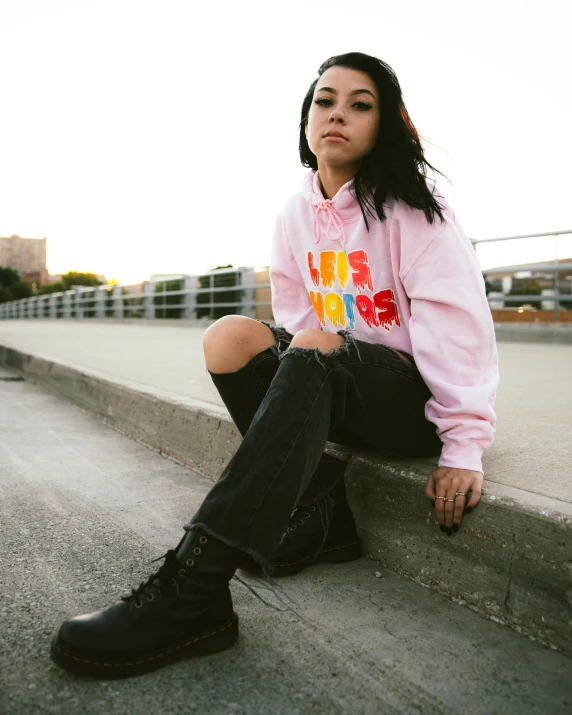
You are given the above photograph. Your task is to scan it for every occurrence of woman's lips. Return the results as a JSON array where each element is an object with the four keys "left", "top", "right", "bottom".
[{"left": 323, "top": 136, "right": 348, "bottom": 142}]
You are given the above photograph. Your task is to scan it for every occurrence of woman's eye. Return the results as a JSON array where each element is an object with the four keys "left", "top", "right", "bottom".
[
  {"left": 314, "top": 98, "right": 332, "bottom": 106},
  {"left": 354, "top": 102, "right": 372, "bottom": 111}
]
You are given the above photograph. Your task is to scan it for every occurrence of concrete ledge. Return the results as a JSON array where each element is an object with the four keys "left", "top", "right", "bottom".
[
  {"left": 494, "top": 322, "right": 572, "bottom": 344},
  {"left": 1, "top": 343, "right": 571, "bottom": 658}
]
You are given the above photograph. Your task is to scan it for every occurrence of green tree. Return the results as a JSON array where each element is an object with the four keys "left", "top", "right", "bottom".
[
  {"left": 60, "top": 271, "right": 103, "bottom": 289},
  {"left": 37, "top": 271, "right": 103, "bottom": 296},
  {"left": 0, "top": 266, "right": 33, "bottom": 303},
  {"left": 36, "top": 281, "right": 65, "bottom": 295}
]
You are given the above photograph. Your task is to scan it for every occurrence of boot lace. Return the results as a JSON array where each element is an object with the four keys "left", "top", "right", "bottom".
[
  {"left": 285, "top": 491, "right": 335, "bottom": 558},
  {"left": 286, "top": 505, "right": 315, "bottom": 533},
  {"left": 121, "top": 549, "right": 182, "bottom": 605}
]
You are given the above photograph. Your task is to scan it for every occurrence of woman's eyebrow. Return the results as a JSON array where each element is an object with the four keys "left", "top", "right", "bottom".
[{"left": 315, "top": 86, "right": 376, "bottom": 99}]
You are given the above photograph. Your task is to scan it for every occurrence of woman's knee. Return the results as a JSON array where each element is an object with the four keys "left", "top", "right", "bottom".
[
  {"left": 203, "top": 315, "right": 277, "bottom": 371},
  {"left": 289, "top": 328, "right": 344, "bottom": 353}
]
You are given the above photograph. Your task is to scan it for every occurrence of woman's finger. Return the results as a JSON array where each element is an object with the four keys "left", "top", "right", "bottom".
[
  {"left": 424, "top": 474, "right": 436, "bottom": 502},
  {"left": 444, "top": 487, "right": 456, "bottom": 529},
  {"left": 453, "top": 487, "right": 470, "bottom": 528},
  {"left": 425, "top": 475, "right": 442, "bottom": 529},
  {"left": 466, "top": 482, "right": 482, "bottom": 509},
  {"left": 434, "top": 492, "right": 446, "bottom": 530}
]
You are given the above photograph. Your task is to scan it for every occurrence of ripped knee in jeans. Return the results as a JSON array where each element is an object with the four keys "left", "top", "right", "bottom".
[
  {"left": 278, "top": 327, "right": 362, "bottom": 369},
  {"left": 256, "top": 319, "right": 292, "bottom": 356}
]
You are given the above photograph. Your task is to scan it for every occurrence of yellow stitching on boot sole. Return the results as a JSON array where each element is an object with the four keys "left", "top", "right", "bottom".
[
  {"left": 54, "top": 620, "right": 235, "bottom": 668},
  {"left": 275, "top": 539, "right": 360, "bottom": 567}
]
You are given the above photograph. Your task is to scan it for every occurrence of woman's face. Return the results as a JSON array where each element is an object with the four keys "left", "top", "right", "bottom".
[{"left": 305, "top": 66, "right": 380, "bottom": 172}]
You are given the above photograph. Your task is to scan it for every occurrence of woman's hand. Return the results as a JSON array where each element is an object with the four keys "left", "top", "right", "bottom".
[{"left": 425, "top": 467, "right": 483, "bottom": 535}]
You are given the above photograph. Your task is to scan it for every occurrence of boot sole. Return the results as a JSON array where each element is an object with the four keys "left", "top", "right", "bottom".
[
  {"left": 272, "top": 537, "right": 362, "bottom": 576},
  {"left": 240, "top": 538, "right": 362, "bottom": 577},
  {"left": 50, "top": 612, "right": 239, "bottom": 679}
]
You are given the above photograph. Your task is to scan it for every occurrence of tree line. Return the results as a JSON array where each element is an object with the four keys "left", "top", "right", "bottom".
[{"left": 0, "top": 268, "right": 103, "bottom": 304}]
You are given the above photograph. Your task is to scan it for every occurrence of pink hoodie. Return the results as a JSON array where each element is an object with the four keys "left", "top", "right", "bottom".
[{"left": 269, "top": 169, "right": 499, "bottom": 475}]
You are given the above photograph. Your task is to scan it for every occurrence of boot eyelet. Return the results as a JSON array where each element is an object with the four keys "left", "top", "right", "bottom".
[
  {"left": 193, "top": 547, "right": 201, "bottom": 555},
  {"left": 199, "top": 536, "right": 208, "bottom": 544},
  {"left": 179, "top": 568, "right": 186, "bottom": 577},
  {"left": 290, "top": 524, "right": 296, "bottom": 530},
  {"left": 186, "top": 558, "right": 194, "bottom": 567},
  {"left": 297, "top": 520, "right": 304, "bottom": 525},
  {"left": 135, "top": 600, "right": 143, "bottom": 608},
  {"left": 304, "top": 513, "right": 311, "bottom": 519},
  {"left": 309, "top": 505, "right": 316, "bottom": 512},
  {"left": 146, "top": 593, "right": 154, "bottom": 602},
  {"left": 170, "top": 578, "right": 177, "bottom": 586}
]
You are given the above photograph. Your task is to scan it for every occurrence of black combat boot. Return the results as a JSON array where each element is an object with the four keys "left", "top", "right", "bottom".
[
  {"left": 238, "top": 476, "right": 362, "bottom": 577},
  {"left": 50, "top": 527, "right": 241, "bottom": 678}
]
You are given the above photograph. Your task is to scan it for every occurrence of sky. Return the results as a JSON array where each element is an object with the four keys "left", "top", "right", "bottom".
[{"left": 0, "top": 0, "right": 571, "bottom": 285}]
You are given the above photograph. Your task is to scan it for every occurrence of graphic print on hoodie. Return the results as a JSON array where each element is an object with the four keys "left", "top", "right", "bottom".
[
  {"left": 307, "top": 248, "right": 401, "bottom": 332},
  {"left": 268, "top": 169, "right": 500, "bottom": 476}
]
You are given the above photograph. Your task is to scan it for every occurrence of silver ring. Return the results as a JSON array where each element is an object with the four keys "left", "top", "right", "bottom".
[
  {"left": 446, "top": 499, "right": 455, "bottom": 502},
  {"left": 434, "top": 496, "right": 446, "bottom": 500},
  {"left": 455, "top": 492, "right": 467, "bottom": 497}
]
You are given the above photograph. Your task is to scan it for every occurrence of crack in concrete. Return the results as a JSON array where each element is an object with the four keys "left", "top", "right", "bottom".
[{"left": 503, "top": 531, "right": 517, "bottom": 613}]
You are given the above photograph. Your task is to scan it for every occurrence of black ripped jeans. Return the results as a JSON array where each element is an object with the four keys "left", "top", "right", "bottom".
[{"left": 185, "top": 320, "right": 442, "bottom": 576}]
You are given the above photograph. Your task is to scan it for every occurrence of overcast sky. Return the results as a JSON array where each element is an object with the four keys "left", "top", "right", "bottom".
[{"left": 0, "top": 0, "right": 570, "bottom": 284}]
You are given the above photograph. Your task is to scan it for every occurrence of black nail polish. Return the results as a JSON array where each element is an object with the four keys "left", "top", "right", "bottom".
[
  {"left": 453, "top": 523, "right": 459, "bottom": 532},
  {"left": 440, "top": 524, "right": 446, "bottom": 532},
  {"left": 446, "top": 527, "right": 452, "bottom": 536}
]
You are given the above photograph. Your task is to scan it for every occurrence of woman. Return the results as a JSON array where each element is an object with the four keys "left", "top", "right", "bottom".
[{"left": 50, "top": 52, "right": 499, "bottom": 677}]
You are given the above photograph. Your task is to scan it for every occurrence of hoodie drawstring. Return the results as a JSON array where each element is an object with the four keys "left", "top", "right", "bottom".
[{"left": 313, "top": 200, "right": 346, "bottom": 247}]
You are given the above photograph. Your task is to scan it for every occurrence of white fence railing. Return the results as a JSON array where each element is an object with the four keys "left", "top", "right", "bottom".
[
  {"left": 474, "top": 229, "right": 572, "bottom": 321},
  {"left": 0, "top": 267, "right": 271, "bottom": 321}
]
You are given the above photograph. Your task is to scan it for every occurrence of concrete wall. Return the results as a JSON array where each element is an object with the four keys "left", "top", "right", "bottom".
[{"left": 490, "top": 309, "right": 572, "bottom": 322}]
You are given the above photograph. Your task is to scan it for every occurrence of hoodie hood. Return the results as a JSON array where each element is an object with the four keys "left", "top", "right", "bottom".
[{"left": 302, "top": 170, "right": 363, "bottom": 248}]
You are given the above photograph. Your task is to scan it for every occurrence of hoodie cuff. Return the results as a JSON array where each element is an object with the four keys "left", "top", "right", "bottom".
[{"left": 437, "top": 440, "right": 485, "bottom": 476}]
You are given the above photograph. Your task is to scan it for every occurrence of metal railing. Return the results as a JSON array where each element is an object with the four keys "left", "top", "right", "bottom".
[
  {"left": 1, "top": 230, "right": 571, "bottom": 322},
  {"left": 0, "top": 267, "right": 272, "bottom": 321},
  {"left": 473, "top": 229, "right": 572, "bottom": 322}
]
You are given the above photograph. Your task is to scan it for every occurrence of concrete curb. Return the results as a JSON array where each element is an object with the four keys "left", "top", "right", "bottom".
[
  {"left": 1, "top": 343, "right": 571, "bottom": 658},
  {"left": 494, "top": 322, "right": 572, "bottom": 344}
]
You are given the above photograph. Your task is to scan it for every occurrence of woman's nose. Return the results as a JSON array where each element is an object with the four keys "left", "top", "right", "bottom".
[{"left": 329, "top": 110, "right": 346, "bottom": 123}]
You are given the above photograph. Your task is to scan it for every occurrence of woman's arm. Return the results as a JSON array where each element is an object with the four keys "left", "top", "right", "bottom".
[
  {"left": 269, "top": 211, "right": 321, "bottom": 334},
  {"left": 401, "top": 218, "right": 499, "bottom": 476}
]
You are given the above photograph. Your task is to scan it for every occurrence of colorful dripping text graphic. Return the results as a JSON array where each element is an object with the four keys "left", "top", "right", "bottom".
[{"left": 308, "top": 250, "right": 400, "bottom": 332}]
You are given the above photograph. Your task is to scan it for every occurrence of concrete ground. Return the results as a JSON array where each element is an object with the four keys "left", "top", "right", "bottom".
[
  {"left": 1, "top": 377, "right": 571, "bottom": 715},
  {"left": 0, "top": 320, "right": 570, "bottom": 502}
]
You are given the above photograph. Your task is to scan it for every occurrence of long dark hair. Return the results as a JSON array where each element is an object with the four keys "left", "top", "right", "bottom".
[{"left": 299, "top": 52, "right": 451, "bottom": 230}]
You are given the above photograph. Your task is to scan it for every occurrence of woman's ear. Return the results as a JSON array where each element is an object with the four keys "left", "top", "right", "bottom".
[{"left": 305, "top": 123, "right": 308, "bottom": 139}]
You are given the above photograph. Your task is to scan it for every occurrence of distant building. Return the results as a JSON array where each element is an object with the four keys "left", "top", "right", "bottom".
[
  {"left": 0, "top": 234, "right": 48, "bottom": 287},
  {"left": 482, "top": 257, "right": 572, "bottom": 321},
  {"left": 483, "top": 257, "right": 572, "bottom": 285}
]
